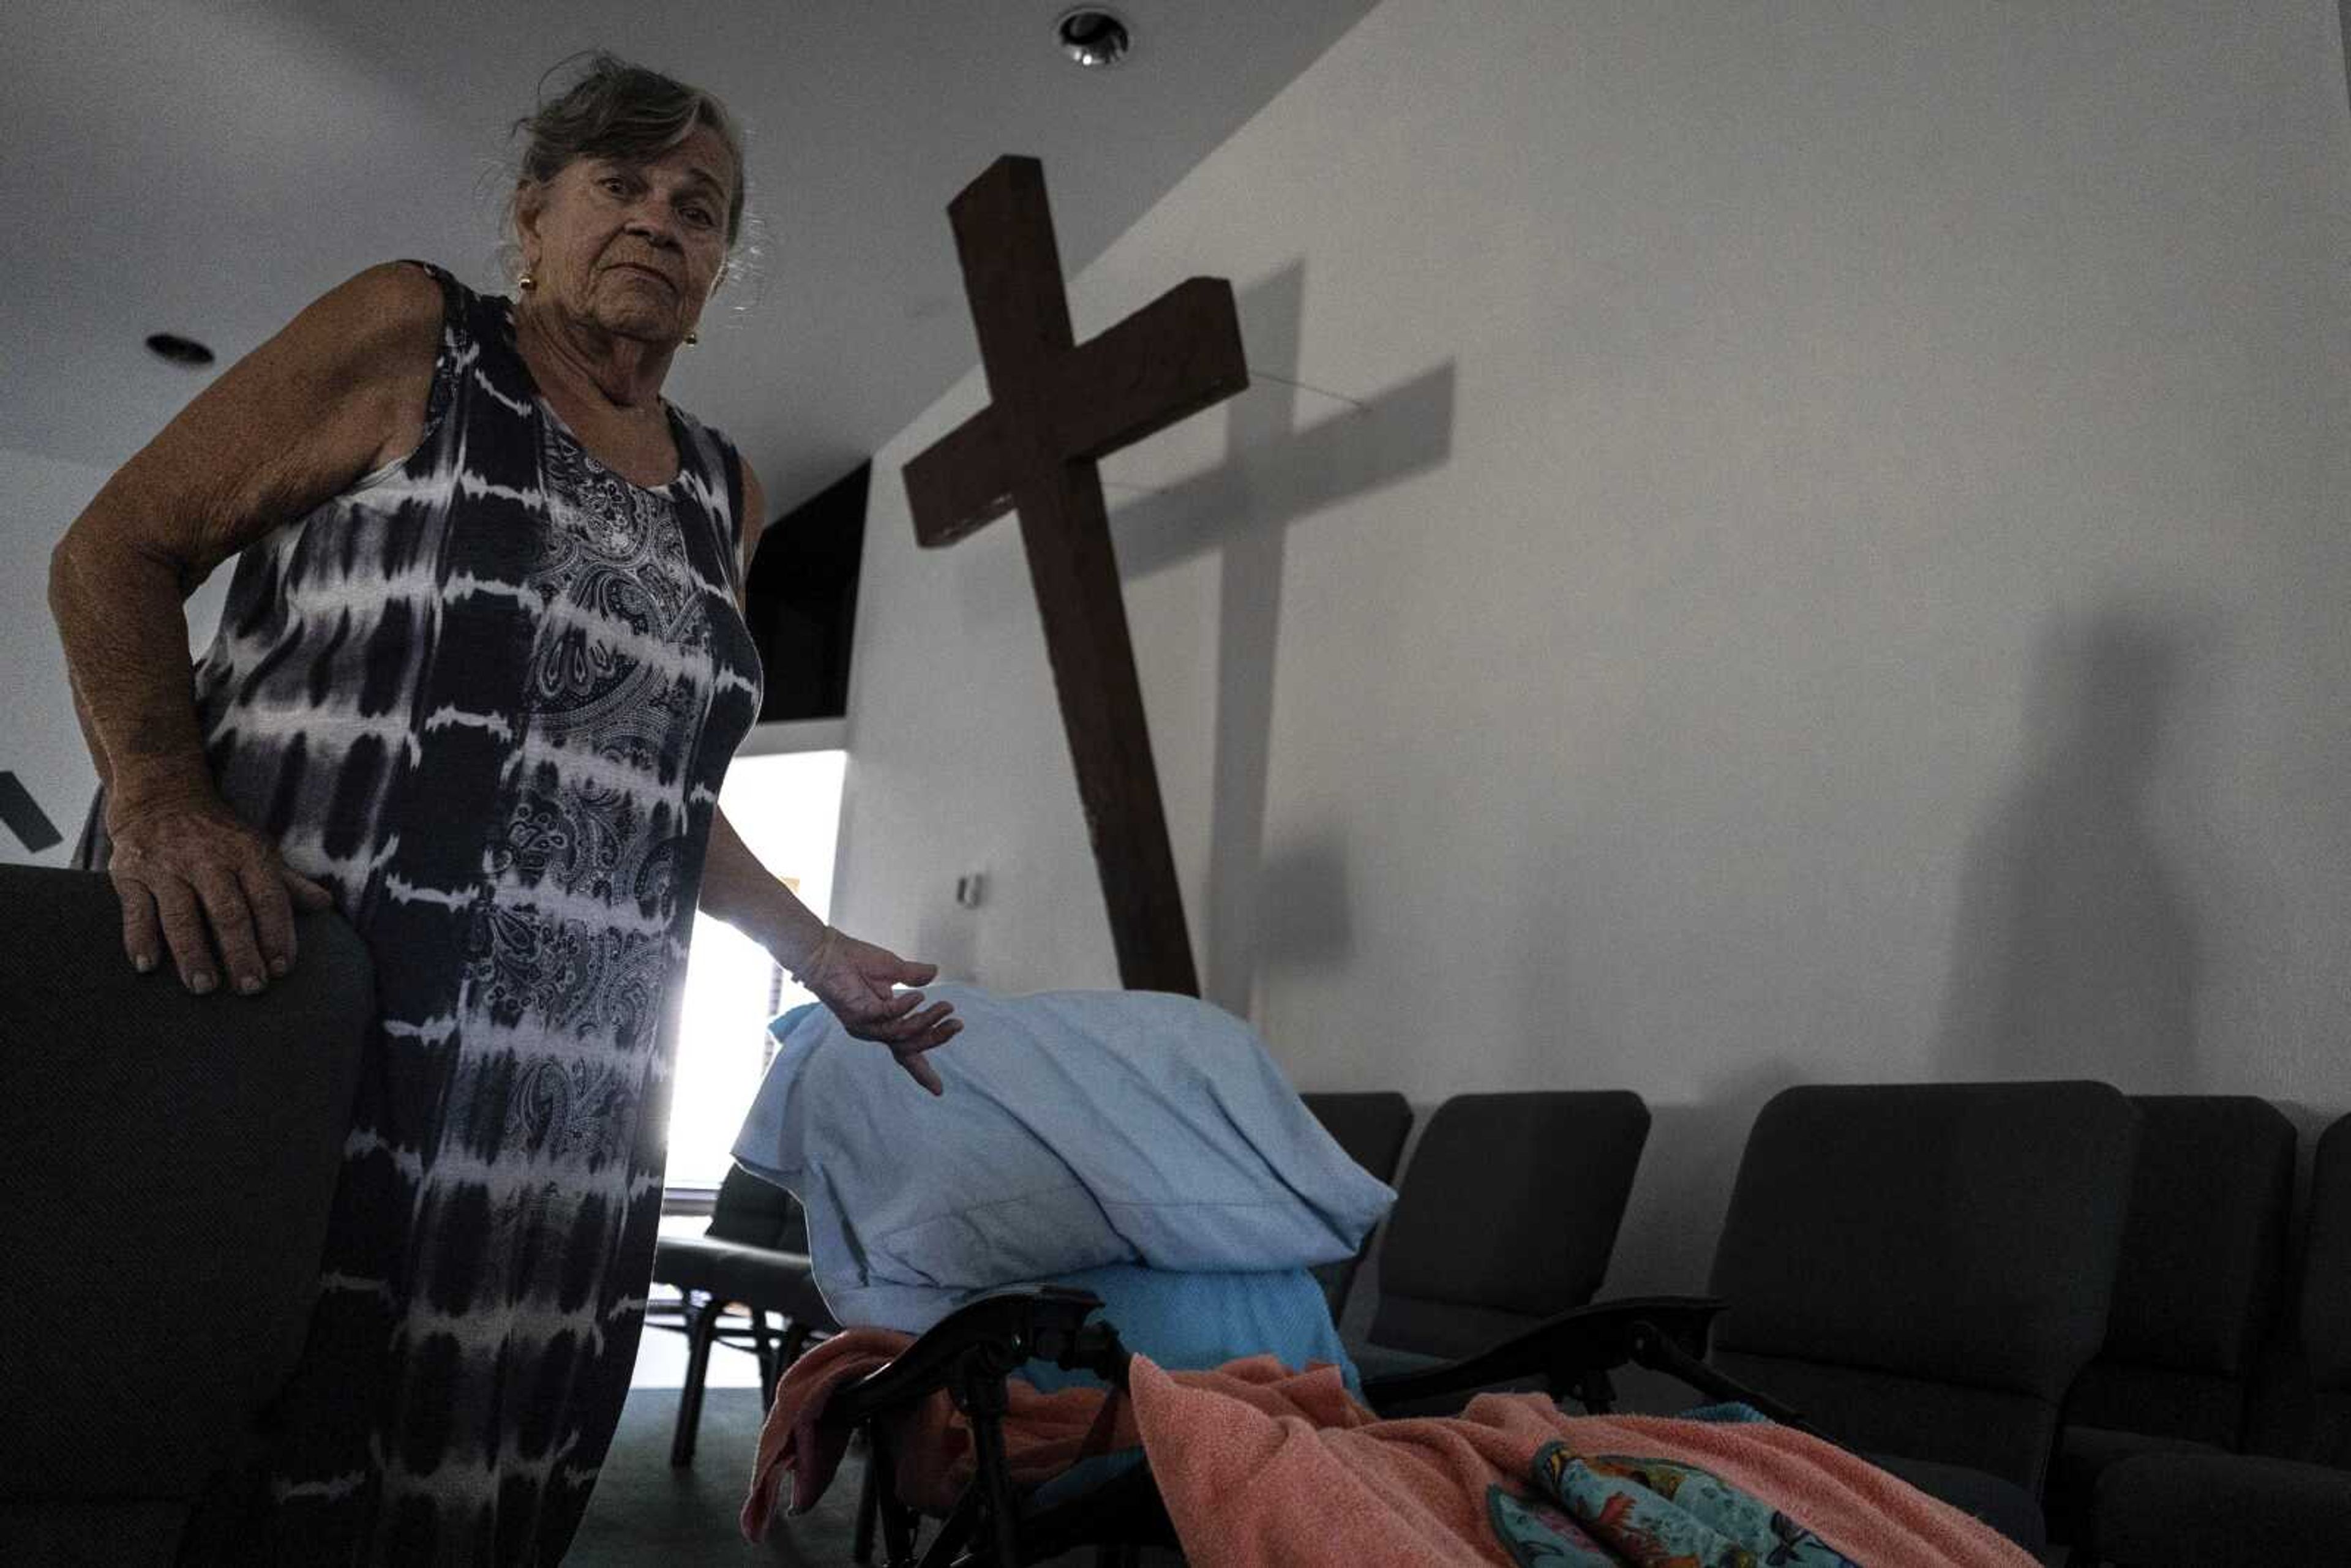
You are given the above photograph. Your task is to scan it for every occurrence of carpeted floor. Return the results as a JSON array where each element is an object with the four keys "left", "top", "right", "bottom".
[
  {"left": 567, "top": 1384, "right": 860, "bottom": 1566},
  {"left": 566, "top": 1385, "right": 1161, "bottom": 1566}
]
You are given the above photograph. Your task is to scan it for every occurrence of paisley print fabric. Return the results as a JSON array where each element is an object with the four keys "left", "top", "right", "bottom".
[{"left": 132, "top": 260, "right": 763, "bottom": 1564}]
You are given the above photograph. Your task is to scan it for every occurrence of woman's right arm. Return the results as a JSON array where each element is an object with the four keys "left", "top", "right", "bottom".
[{"left": 47, "top": 261, "right": 444, "bottom": 997}]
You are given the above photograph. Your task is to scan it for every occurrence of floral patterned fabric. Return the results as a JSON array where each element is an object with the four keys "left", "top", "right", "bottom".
[{"left": 1490, "top": 1437, "right": 1867, "bottom": 1567}]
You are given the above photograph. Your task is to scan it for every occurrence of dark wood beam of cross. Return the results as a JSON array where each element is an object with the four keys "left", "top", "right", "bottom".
[{"left": 903, "top": 156, "right": 1248, "bottom": 996}]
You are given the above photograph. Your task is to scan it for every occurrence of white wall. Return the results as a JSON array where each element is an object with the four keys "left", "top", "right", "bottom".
[
  {"left": 3, "top": 446, "right": 230, "bottom": 866},
  {"left": 839, "top": 0, "right": 2351, "bottom": 1305}
]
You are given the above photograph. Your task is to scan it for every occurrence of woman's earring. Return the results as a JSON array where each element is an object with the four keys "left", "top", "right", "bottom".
[
  {"left": 517, "top": 271, "right": 536, "bottom": 291},
  {"left": 684, "top": 327, "right": 700, "bottom": 347}
]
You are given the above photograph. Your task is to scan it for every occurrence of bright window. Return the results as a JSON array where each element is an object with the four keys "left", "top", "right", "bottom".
[{"left": 666, "top": 746, "right": 847, "bottom": 1190}]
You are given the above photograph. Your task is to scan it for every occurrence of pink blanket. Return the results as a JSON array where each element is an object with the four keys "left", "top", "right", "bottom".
[
  {"left": 1127, "top": 1355, "right": 2036, "bottom": 1566},
  {"left": 744, "top": 1337, "right": 2036, "bottom": 1566}
]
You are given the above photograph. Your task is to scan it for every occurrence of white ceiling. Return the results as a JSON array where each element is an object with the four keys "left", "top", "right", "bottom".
[{"left": 6, "top": 0, "right": 1379, "bottom": 511}]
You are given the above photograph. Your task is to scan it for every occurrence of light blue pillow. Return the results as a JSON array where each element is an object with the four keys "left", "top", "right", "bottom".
[
  {"left": 1013, "top": 1263, "right": 1362, "bottom": 1397},
  {"left": 1014, "top": 1263, "right": 1359, "bottom": 1515},
  {"left": 730, "top": 983, "right": 1395, "bottom": 1329}
]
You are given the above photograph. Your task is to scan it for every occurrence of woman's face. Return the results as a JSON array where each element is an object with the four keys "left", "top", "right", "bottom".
[{"left": 519, "top": 122, "right": 735, "bottom": 348}]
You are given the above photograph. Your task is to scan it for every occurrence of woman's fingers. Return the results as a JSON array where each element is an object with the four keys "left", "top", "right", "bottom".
[
  {"left": 108, "top": 800, "right": 326, "bottom": 994},
  {"left": 266, "top": 868, "right": 335, "bottom": 973},
  {"left": 804, "top": 928, "right": 961, "bottom": 1086},
  {"left": 147, "top": 876, "right": 220, "bottom": 992},
  {"left": 239, "top": 861, "right": 298, "bottom": 979},
  {"left": 861, "top": 988, "right": 925, "bottom": 1023},
  {"left": 192, "top": 863, "right": 270, "bottom": 994},
  {"left": 892, "top": 1013, "right": 963, "bottom": 1095},
  {"left": 908, "top": 1002, "right": 959, "bottom": 1040},
  {"left": 897, "top": 1048, "right": 947, "bottom": 1097},
  {"left": 116, "top": 878, "right": 161, "bottom": 973},
  {"left": 910, "top": 1018, "right": 964, "bottom": 1052},
  {"left": 843, "top": 996, "right": 960, "bottom": 1082},
  {"left": 851, "top": 997, "right": 952, "bottom": 1040}
]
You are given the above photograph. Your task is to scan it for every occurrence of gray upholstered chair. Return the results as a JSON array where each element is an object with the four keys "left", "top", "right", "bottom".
[
  {"left": 2092, "top": 1109, "right": 2351, "bottom": 1565},
  {"left": 1349, "top": 1090, "right": 1651, "bottom": 1405},
  {"left": 1298, "top": 1089, "right": 1414, "bottom": 1321},
  {"left": 2041, "top": 1095, "right": 2297, "bottom": 1547},
  {"left": 1704, "top": 1080, "right": 2141, "bottom": 1553},
  {"left": 647, "top": 1163, "right": 833, "bottom": 1465},
  {"left": 0, "top": 863, "right": 371, "bottom": 1566}
]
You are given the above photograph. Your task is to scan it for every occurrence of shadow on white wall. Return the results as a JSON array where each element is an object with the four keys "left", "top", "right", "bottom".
[
  {"left": 1101, "top": 259, "right": 1457, "bottom": 1019},
  {"left": 1933, "top": 596, "right": 2208, "bottom": 1092}
]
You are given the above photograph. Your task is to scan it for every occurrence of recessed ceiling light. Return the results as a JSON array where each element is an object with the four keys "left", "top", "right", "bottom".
[
  {"left": 1056, "top": 7, "right": 1133, "bottom": 69},
  {"left": 145, "top": 332, "right": 216, "bottom": 368}
]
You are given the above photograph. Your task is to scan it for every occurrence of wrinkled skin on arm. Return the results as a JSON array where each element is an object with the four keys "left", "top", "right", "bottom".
[
  {"left": 698, "top": 470, "right": 960, "bottom": 1090},
  {"left": 47, "top": 261, "right": 443, "bottom": 996}
]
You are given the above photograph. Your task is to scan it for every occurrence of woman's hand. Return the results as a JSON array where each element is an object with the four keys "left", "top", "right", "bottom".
[
  {"left": 105, "top": 793, "right": 334, "bottom": 996},
  {"left": 792, "top": 927, "right": 962, "bottom": 1095}
]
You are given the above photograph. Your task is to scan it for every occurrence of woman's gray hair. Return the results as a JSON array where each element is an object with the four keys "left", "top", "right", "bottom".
[{"left": 502, "top": 51, "right": 749, "bottom": 272}]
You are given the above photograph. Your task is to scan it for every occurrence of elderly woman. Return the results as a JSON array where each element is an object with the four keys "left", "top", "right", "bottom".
[{"left": 45, "top": 53, "right": 957, "bottom": 1564}]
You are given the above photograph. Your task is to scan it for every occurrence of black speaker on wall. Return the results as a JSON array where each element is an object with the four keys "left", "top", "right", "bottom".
[{"left": 746, "top": 460, "right": 868, "bottom": 723}]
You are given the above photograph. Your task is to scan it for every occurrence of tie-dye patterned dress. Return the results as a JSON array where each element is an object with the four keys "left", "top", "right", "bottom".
[{"left": 160, "top": 261, "right": 762, "bottom": 1563}]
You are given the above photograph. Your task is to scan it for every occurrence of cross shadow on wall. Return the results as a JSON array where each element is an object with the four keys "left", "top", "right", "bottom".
[
  {"left": 1932, "top": 599, "right": 2205, "bottom": 1092},
  {"left": 1102, "top": 260, "right": 1457, "bottom": 1017}
]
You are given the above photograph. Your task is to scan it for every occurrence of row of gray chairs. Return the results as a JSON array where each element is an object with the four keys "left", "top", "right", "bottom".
[
  {"left": 667, "top": 1078, "right": 2350, "bottom": 1560},
  {"left": 1322, "top": 1082, "right": 2347, "bottom": 1558}
]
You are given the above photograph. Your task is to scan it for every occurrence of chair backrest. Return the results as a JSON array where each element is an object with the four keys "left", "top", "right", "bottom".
[
  {"left": 2298, "top": 1111, "right": 2351, "bottom": 1465},
  {"left": 2060, "top": 1095, "right": 2295, "bottom": 1447},
  {"left": 1707, "top": 1081, "right": 2138, "bottom": 1496},
  {"left": 710, "top": 1161, "right": 808, "bottom": 1251},
  {"left": 1301, "top": 1091, "right": 1415, "bottom": 1187},
  {"left": 2233, "top": 1109, "right": 2351, "bottom": 1468},
  {"left": 1367, "top": 1090, "right": 1651, "bottom": 1359},
  {"left": 0, "top": 864, "right": 372, "bottom": 1514},
  {"left": 2241, "top": 1109, "right": 2351, "bottom": 1466},
  {"left": 1300, "top": 1091, "right": 1415, "bottom": 1321}
]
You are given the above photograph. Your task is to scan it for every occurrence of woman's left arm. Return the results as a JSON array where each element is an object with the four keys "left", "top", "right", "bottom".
[{"left": 698, "top": 465, "right": 959, "bottom": 1089}]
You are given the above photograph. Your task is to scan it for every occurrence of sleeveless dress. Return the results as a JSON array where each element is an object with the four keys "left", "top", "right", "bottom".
[{"left": 162, "top": 261, "right": 763, "bottom": 1563}]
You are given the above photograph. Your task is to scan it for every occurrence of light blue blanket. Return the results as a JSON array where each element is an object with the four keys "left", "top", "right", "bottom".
[{"left": 730, "top": 982, "right": 1395, "bottom": 1334}]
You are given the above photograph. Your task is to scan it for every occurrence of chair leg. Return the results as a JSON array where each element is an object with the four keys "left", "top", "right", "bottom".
[
  {"left": 967, "top": 1398, "right": 1021, "bottom": 1568},
  {"left": 858, "top": 1427, "right": 924, "bottom": 1567},
  {"left": 751, "top": 1308, "right": 778, "bottom": 1398},
  {"left": 851, "top": 1448, "right": 880, "bottom": 1564},
  {"left": 669, "top": 1292, "right": 725, "bottom": 1468}
]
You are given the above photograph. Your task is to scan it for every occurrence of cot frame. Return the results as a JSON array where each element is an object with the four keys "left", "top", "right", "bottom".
[{"left": 820, "top": 1286, "right": 1809, "bottom": 1568}]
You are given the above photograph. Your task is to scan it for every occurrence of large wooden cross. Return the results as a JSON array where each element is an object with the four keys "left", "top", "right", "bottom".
[{"left": 904, "top": 156, "right": 1248, "bottom": 996}]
